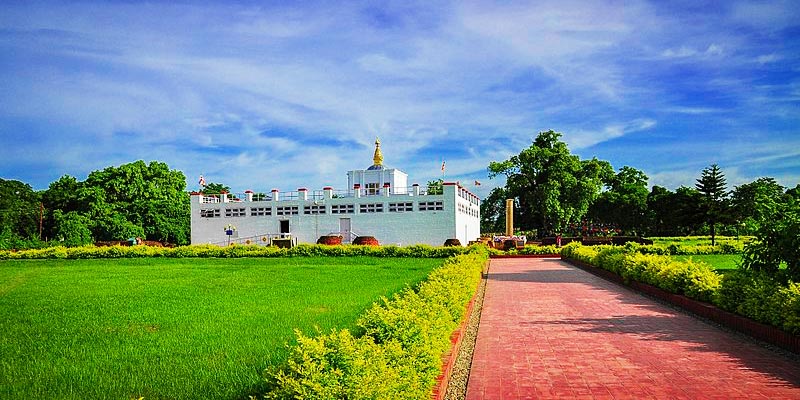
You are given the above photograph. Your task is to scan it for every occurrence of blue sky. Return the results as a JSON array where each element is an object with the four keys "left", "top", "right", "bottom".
[{"left": 1, "top": 1, "right": 798, "bottom": 198}]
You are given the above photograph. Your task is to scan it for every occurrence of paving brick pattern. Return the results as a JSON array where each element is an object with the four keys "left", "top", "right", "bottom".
[{"left": 466, "top": 258, "right": 800, "bottom": 399}]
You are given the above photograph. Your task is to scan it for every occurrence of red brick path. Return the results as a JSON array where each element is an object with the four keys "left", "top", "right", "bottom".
[{"left": 466, "top": 258, "right": 800, "bottom": 399}]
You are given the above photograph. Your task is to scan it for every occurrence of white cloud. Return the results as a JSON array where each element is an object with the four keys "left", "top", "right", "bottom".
[
  {"left": 567, "top": 119, "right": 657, "bottom": 149},
  {"left": 756, "top": 53, "right": 782, "bottom": 65}
]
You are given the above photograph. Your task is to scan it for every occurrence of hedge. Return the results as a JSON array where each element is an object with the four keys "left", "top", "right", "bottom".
[
  {"left": 265, "top": 248, "right": 487, "bottom": 399},
  {"left": 561, "top": 243, "right": 800, "bottom": 334},
  {"left": 0, "top": 243, "right": 471, "bottom": 260},
  {"left": 488, "top": 244, "right": 561, "bottom": 256}
]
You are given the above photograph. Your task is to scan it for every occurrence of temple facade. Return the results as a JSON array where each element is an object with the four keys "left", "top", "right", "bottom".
[{"left": 189, "top": 139, "right": 481, "bottom": 246}]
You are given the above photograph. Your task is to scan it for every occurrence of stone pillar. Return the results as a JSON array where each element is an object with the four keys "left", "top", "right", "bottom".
[
  {"left": 383, "top": 183, "right": 391, "bottom": 197},
  {"left": 298, "top": 188, "right": 308, "bottom": 201},
  {"left": 271, "top": 189, "right": 279, "bottom": 202},
  {"left": 354, "top": 184, "right": 361, "bottom": 198},
  {"left": 323, "top": 187, "right": 333, "bottom": 199},
  {"left": 244, "top": 190, "right": 254, "bottom": 202},
  {"left": 412, "top": 184, "right": 420, "bottom": 196},
  {"left": 505, "top": 199, "right": 514, "bottom": 236},
  {"left": 221, "top": 191, "right": 230, "bottom": 203}
]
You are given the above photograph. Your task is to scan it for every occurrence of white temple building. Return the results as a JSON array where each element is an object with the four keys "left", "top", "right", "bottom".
[{"left": 190, "top": 139, "right": 481, "bottom": 246}]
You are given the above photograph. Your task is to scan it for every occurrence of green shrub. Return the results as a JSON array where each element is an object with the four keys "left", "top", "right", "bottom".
[
  {"left": 266, "top": 249, "right": 486, "bottom": 398},
  {"left": 0, "top": 243, "right": 475, "bottom": 260},
  {"left": 562, "top": 244, "right": 800, "bottom": 333}
]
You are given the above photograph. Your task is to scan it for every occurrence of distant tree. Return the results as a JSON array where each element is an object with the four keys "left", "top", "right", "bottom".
[
  {"left": 479, "top": 187, "right": 508, "bottom": 233},
  {"left": 52, "top": 210, "right": 93, "bottom": 247},
  {"left": 0, "top": 178, "right": 41, "bottom": 248},
  {"left": 731, "top": 177, "right": 786, "bottom": 235},
  {"left": 588, "top": 166, "right": 649, "bottom": 235},
  {"left": 695, "top": 164, "right": 729, "bottom": 245},
  {"left": 646, "top": 185, "right": 705, "bottom": 236},
  {"left": 202, "top": 182, "right": 231, "bottom": 195},
  {"left": 426, "top": 179, "right": 443, "bottom": 195},
  {"left": 488, "top": 130, "right": 613, "bottom": 236}
]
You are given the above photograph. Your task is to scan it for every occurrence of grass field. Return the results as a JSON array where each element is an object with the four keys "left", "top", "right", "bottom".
[
  {"left": 0, "top": 257, "right": 442, "bottom": 400},
  {"left": 673, "top": 254, "right": 741, "bottom": 271},
  {"left": 649, "top": 235, "right": 753, "bottom": 246}
]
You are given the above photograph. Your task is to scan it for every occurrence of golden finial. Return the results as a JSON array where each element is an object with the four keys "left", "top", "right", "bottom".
[{"left": 373, "top": 137, "right": 384, "bottom": 167}]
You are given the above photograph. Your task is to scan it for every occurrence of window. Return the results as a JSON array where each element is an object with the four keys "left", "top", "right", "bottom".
[
  {"left": 366, "top": 182, "right": 380, "bottom": 195},
  {"left": 250, "top": 207, "right": 271, "bottom": 216},
  {"left": 419, "top": 201, "right": 444, "bottom": 211},
  {"left": 200, "top": 209, "right": 220, "bottom": 218},
  {"left": 331, "top": 204, "right": 355, "bottom": 214},
  {"left": 359, "top": 203, "right": 384, "bottom": 213},
  {"left": 304, "top": 204, "right": 326, "bottom": 215},
  {"left": 276, "top": 206, "right": 299, "bottom": 216},
  {"left": 225, "top": 208, "right": 246, "bottom": 217},
  {"left": 389, "top": 202, "right": 413, "bottom": 212}
]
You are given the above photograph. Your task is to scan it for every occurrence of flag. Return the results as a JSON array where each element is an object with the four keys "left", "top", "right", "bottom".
[
  {"left": 474, "top": 180, "right": 482, "bottom": 186},
  {"left": 198, "top": 175, "right": 206, "bottom": 187},
  {"left": 441, "top": 161, "right": 446, "bottom": 172}
]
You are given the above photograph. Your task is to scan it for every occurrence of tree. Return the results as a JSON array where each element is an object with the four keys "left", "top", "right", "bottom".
[
  {"left": 741, "top": 197, "right": 800, "bottom": 281},
  {"left": 588, "top": 166, "right": 649, "bottom": 235},
  {"left": 695, "top": 164, "right": 729, "bottom": 245},
  {"left": 41, "top": 161, "right": 191, "bottom": 245},
  {"left": 52, "top": 210, "right": 93, "bottom": 247},
  {"left": 0, "top": 178, "right": 41, "bottom": 248},
  {"left": 488, "top": 130, "right": 613, "bottom": 236},
  {"left": 202, "top": 182, "right": 231, "bottom": 195},
  {"left": 731, "top": 177, "right": 786, "bottom": 235},
  {"left": 426, "top": 179, "right": 443, "bottom": 195},
  {"left": 479, "top": 186, "right": 508, "bottom": 233}
]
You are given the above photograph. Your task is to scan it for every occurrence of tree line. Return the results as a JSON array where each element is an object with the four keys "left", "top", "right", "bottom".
[
  {"left": 481, "top": 130, "right": 800, "bottom": 245},
  {"left": 1, "top": 161, "right": 190, "bottom": 248}
]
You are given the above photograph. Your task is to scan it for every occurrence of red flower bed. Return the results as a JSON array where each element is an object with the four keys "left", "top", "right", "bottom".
[
  {"left": 353, "top": 236, "right": 380, "bottom": 246},
  {"left": 316, "top": 235, "right": 343, "bottom": 245}
]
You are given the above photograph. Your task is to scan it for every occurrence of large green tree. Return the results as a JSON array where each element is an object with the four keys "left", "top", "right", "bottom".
[
  {"left": 0, "top": 178, "right": 42, "bottom": 248},
  {"left": 588, "top": 166, "right": 649, "bottom": 235},
  {"left": 695, "top": 164, "right": 729, "bottom": 245},
  {"left": 488, "top": 130, "right": 613, "bottom": 236},
  {"left": 479, "top": 186, "right": 508, "bottom": 234},
  {"left": 731, "top": 177, "right": 786, "bottom": 235},
  {"left": 42, "top": 160, "right": 190, "bottom": 245}
]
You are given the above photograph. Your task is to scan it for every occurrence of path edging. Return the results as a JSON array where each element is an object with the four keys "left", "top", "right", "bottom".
[
  {"left": 431, "top": 261, "right": 487, "bottom": 399},
  {"left": 562, "top": 257, "right": 800, "bottom": 354}
]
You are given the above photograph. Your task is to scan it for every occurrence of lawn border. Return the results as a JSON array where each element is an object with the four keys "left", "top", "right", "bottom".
[{"left": 562, "top": 257, "right": 800, "bottom": 354}]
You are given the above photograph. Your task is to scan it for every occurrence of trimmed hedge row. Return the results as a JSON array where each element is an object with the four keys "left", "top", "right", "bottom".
[
  {"left": 561, "top": 243, "right": 800, "bottom": 334},
  {"left": 0, "top": 243, "right": 471, "bottom": 260},
  {"left": 489, "top": 244, "right": 561, "bottom": 256},
  {"left": 265, "top": 248, "right": 487, "bottom": 399}
]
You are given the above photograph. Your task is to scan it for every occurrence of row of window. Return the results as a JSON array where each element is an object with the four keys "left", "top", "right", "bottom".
[
  {"left": 458, "top": 203, "right": 479, "bottom": 218},
  {"left": 200, "top": 201, "right": 445, "bottom": 218}
]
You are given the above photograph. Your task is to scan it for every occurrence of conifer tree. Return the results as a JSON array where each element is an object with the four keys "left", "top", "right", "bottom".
[{"left": 695, "top": 164, "right": 728, "bottom": 245}]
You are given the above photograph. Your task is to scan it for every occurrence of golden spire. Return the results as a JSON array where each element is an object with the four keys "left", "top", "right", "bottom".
[{"left": 372, "top": 137, "right": 384, "bottom": 167}]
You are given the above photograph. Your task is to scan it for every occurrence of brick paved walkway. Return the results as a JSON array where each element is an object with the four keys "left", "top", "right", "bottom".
[{"left": 465, "top": 258, "right": 800, "bottom": 399}]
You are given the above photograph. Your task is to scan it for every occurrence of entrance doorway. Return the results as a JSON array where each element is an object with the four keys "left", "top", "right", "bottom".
[
  {"left": 339, "top": 218, "right": 351, "bottom": 243},
  {"left": 280, "top": 220, "right": 290, "bottom": 238}
]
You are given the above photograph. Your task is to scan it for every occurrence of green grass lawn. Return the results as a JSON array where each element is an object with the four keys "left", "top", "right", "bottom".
[
  {"left": 0, "top": 257, "right": 441, "bottom": 400},
  {"left": 673, "top": 254, "right": 741, "bottom": 272},
  {"left": 649, "top": 235, "right": 753, "bottom": 246}
]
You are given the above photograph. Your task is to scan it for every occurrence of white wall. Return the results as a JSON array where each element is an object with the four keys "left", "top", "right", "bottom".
[{"left": 190, "top": 183, "right": 480, "bottom": 246}]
